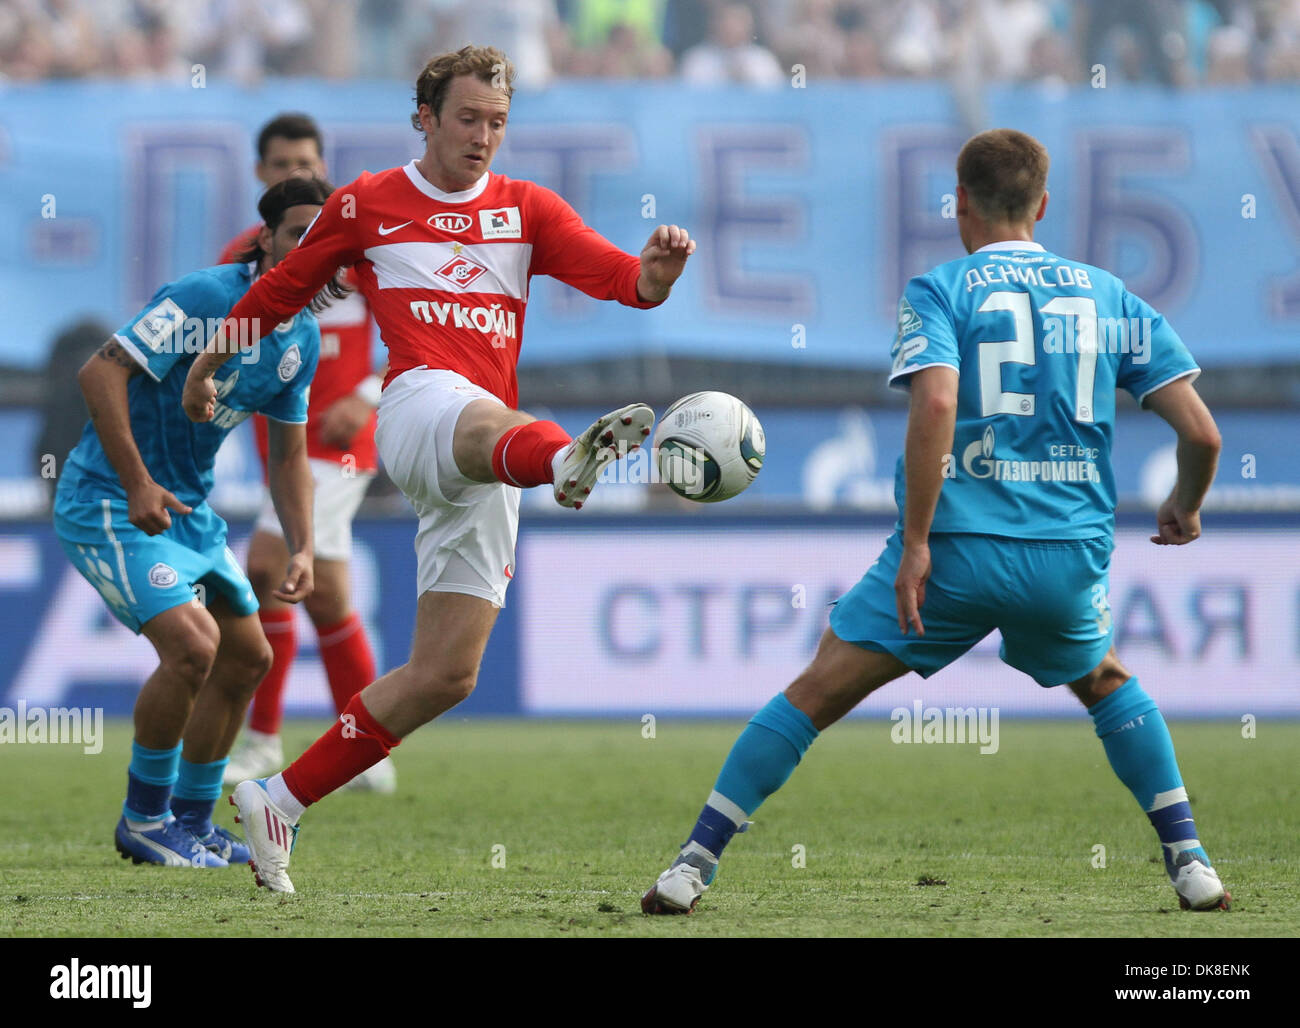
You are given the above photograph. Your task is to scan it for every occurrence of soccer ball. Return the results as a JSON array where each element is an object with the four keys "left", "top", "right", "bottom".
[{"left": 653, "top": 391, "right": 765, "bottom": 502}]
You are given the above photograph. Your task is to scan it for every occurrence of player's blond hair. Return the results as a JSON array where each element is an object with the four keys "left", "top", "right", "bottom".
[
  {"left": 957, "top": 129, "right": 1049, "bottom": 224},
  {"left": 411, "top": 45, "right": 515, "bottom": 132}
]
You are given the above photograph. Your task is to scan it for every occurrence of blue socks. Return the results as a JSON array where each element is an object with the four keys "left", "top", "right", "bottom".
[
  {"left": 124, "top": 743, "right": 228, "bottom": 838},
  {"left": 124, "top": 741, "right": 182, "bottom": 822},
  {"left": 1088, "top": 677, "right": 1211, "bottom": 879},
  {"left": 171, "top": 757, "right": 229, "bottom": 837},
  {"left": 673, "top": 679, "right": 1212, "bottom": 889},
  {"left": 676, "top": 694, "right": 819, "bottom": 881}
]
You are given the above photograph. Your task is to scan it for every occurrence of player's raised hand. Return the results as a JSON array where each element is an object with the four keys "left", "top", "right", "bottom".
[
  {"left": 181, "top": 363, "right": 217, "bottom": 423},
  {"left": 127, "top": 480, "right": 192, "bottom": 535},
  {"left": 895, "top": 542, "right": 931, "bottom": 636},
  {"left": 273, "top": 551, "right": 314, "bottom": 604},
  {"left": 638, "top": 224, "right": 696, "bottom": 301},
  {"left": 1150, "top": 497, "right": 1202, "bottom": 545}
]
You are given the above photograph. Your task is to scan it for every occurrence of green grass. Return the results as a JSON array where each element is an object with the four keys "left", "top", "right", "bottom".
[{"left": 1, "top": 719, "right": 1295, "bottom": 937}]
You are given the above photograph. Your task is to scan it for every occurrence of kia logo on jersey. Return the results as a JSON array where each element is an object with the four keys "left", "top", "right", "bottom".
[
  {"left": 428, "top": 212, "right": 473, "bottom": 233},
  {"left": 479, "top": 206, "right": 521, "bottom": 239},
  {"left": 435, "top": 254, "right": 488, "bottom": 289}
]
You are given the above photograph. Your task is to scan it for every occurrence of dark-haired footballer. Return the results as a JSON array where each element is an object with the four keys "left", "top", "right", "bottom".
[
  {"left": 53, "top": 177, "right": 329, "bottom": 867},
  {"left": 219, "top": 112, "right": 393, "bottom": 796}
]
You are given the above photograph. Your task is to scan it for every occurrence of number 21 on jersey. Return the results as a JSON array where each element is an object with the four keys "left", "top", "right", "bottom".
[{"left": 976, "top": 291, "right": 1098, "bottom": 423}]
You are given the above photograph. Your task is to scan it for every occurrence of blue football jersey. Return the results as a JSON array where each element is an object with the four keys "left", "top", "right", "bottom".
[
  {"left": 889, "top": 241, "right": 1199, "bottom": 540},
  {"left": 61, "top": 263, "right": 319, "bottom": 506}
]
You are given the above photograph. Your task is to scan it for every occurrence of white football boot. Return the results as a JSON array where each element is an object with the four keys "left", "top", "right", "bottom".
[
  {"left": 641, "top": 862, "right": 709, "bottom": 915},
  {"left": 230, "top": 780, "right": 299, "bottom": 893},
  {"left": 342, "top": 755, "right": 397, "bottom": 794},
  {"left": 553, "top": 403, "right": 654, "bottom": 509},
  {"left": 222, "top": 729, "right": 284, "bottom": 786},
  {"left": 1173, "top": 853, "right": 1231, "bottom": 911}
]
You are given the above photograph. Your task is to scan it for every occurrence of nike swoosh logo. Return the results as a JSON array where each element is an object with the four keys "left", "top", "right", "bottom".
[{"left": 377, "top": 221, "right": 413, "bottom": 236}]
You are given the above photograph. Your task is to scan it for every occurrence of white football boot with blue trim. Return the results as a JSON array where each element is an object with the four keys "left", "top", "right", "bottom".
[{"left": 230, "top": 779, "right": 299, "bottom": 892}]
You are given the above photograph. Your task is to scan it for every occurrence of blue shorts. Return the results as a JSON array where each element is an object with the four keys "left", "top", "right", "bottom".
[
  {"left": 829, "top": 531, "right": 1114, "bottom": 687},
  {"left": 54, "top": 486, "right": 258, "bottom": 634}
]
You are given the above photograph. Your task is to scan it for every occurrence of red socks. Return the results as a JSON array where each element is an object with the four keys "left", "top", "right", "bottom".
[
  {"left": 316, "top": 612, "right": 376, "bottom": 715},
  {"left": 491, "top": 420, "right": 571, "bottom": 487},
  {"left": 251, "top": 610, "right": 376, "bottom": 733},
  {"left": 249, "top": 609, "right": 296, "bottom": 735},
  {"left": 281, "top": 692, "right": 400, "bottom": 807}
]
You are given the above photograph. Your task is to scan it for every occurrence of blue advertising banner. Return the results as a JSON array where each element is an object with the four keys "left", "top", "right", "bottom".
[
  {"left": 2, "top": 81, "right": 1298, "bottom": 370},
  {"left": 0, "top": 519, "right": 518, "bottom": 718},
  {"left": 2, "top": 515, "right": 1297, "bottom": 720}
]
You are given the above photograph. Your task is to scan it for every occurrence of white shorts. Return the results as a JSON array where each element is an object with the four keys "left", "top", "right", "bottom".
[
  {"left": 375, "top": 367, "right": 521, "bottom": 608},
  {"left": 254, "top": 458, "right": 374, "bottom": 561}
]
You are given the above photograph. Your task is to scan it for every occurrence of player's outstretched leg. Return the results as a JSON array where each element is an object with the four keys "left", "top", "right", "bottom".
[
  {"left": 488, "top": 403, "right": 654, "bottom": 509},
  {"left": 642, "top": 630, "right": 908, "bottom": 914},
  {"left": 458, "top": 394, "right": 654, "bottom": 509},
  {"left": 1071, "top": 651, "right": 1229, "bottom": 911},
  {"left": 641, "top": 693, "right": 816, "bottom": 914},
  {"left": 307, "top": 563, "right": 393, "bottom": 795},
  {"left": 231, "top": 591, "right": 497, "bottom": 892},
  {"left": 229, "top": 690, "right": 397, "bottom": 893}
]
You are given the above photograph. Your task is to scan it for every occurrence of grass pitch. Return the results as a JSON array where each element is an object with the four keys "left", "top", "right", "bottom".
[{"left": 0, "top": 718, "right": 1294, "bottom": 938}]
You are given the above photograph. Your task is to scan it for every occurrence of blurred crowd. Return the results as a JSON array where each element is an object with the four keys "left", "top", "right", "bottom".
[{"left": 3, "top": 0, "right": 1299, "bottom": 86}]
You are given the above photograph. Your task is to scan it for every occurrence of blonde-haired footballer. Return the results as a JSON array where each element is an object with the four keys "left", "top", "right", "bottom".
[{"left": 182, "top": 45, "right": 695, "bottom": 892}]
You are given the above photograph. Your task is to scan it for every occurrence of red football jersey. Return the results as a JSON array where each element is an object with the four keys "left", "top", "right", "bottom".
[
  {"left": 220, "top": 225, "right": 379, "bottom": 471},
  {"left": 218, "top": 162, "right": 659, "bottom": 411}
]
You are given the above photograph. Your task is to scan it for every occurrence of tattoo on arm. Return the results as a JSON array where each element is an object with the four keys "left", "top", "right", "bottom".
[{"left": 95, "top": 339, "right": 142, "bottom": 373}]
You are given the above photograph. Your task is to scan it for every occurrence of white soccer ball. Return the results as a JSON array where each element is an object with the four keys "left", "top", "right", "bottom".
[{"left": 653, "top": 391, "right": 765, "bottom": 502}]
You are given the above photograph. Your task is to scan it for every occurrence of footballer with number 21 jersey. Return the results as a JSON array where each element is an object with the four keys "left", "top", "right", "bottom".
[{"left": 642, "top": 129, "right": 1229, "bottom": 918}]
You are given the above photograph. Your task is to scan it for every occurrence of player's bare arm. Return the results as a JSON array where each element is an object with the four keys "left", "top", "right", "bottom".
[
  {"left": 78, "top": 340, "right": 192, "bottom": 535},
  {"left": 182, "top": 321, "right": 253, "bottom": 422},
  {"left": 266, "top": 419, "right": 315, "bottom": 603},
  {"left": 897, "top": 365, "right": 959, "bottom": 635},
  {"left": 317, "top": 392, "right": 373, "bottom": 448},
  {"left": 319, "top": 360, "right": 387, "bottom": 448},
  {"left": 637, "top": 224, "right": 696, "bottom": 302},
  {"left": 1143, "top": 377, "right": 1222, "bottom": 545},
  {"left": 185, "top": 198, "right": 335, "bottom": 422}
]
